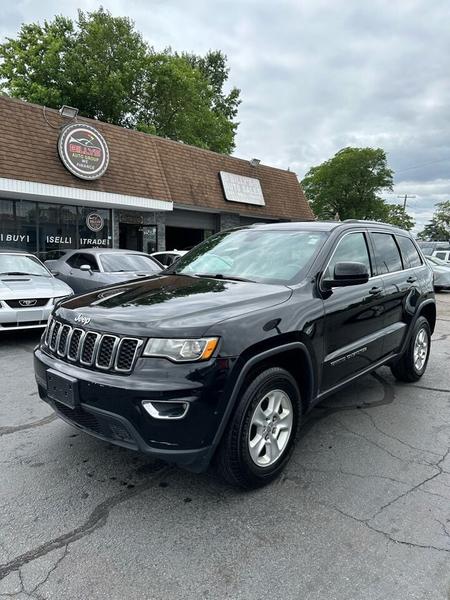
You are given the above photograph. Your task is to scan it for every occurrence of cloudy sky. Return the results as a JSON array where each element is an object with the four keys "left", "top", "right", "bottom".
[{"left": 2, "top": 0, "right": 449, "bottom": 230}]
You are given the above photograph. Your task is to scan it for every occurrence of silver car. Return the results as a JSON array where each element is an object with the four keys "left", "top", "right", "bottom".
[
  {"left": 45, "top": 248, "right": 163, "bottom": 294},
  {"left": 426, "top": 255, "right": 450, "bottom": 291},
  {"left": 0, "top": 251, "right": 73, "bottom": 333}
]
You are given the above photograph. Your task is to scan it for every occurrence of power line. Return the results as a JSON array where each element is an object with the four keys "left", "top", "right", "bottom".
[{"left": 395, "top": 158, "right": 449, "bottom": 174}]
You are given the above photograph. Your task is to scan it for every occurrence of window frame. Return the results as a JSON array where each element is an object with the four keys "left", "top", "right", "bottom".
[
  {"left": 320, "top": 229, "right": 373, "bottom": 290},
  {"left": 370, "top": 231, "right": 404, "bottom": 275},
  {"left": 395, "top": 234, "right": 423, "bottom": 270}
]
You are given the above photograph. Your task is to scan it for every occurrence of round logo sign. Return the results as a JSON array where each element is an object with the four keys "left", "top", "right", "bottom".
[
  {"left": 86, "top": 213, "right": 104, "bottom": 232},
  {"left": 58, "top": 123, "right": 109, "bottom": 180}
]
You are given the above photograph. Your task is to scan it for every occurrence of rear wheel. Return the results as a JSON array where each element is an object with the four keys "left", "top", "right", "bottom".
[
  {"left": 216, "top": 367, "right": 301, "bottom": 489},
  {"left": 390, "top": 316, "right": 431, "bottom": 382}
]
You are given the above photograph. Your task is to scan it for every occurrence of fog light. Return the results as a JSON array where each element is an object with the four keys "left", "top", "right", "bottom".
[{"left": 142, "top": 400, "right": 189, "bottom": 420}]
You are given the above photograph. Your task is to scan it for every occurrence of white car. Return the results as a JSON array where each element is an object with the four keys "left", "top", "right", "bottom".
[
  {"left": 0, "top": 251, "right": 73, "bottom": 332},
  {"left": 426, "top": 255, "right": 450, "bottom": 291},
  {"left": 151, "top": 250, "right": 188, "bottom": 267}
]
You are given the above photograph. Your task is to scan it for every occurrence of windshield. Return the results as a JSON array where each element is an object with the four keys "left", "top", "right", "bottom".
[
  {"left": 99, "top": 254, "right": 160, "bottom": 273},
  {"left": 171, "top": 228, "right": 328, "bottom": 284},
  {"left": 0, "top": 254, "right": 50, "bottom": 277}
]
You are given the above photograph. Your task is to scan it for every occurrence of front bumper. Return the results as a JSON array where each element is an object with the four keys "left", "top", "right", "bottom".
[
  {"left": 0, "top": 302, "right": 52, "bottom": 331},
  {"left": 34, "top": 347, "right": 233, "bottom": 472}
]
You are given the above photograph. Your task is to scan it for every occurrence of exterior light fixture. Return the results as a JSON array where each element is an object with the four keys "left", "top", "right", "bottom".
[
  {"left": 249, "top": 158, "right": 261, "bottom": 167},
  {"left": 59, "top": 105, "right": 79, "bottom": 119}
]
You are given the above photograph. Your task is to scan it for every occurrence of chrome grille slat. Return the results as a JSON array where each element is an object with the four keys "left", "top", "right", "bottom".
[
  {"left": 45, "top": 320, "right": 141, "bottom": 374},
  {"left": 96, "top": 335, "right": 120, "bottom": 370},
  {"left": 57, "top": 325, "right": 71, "bottom": 356}
]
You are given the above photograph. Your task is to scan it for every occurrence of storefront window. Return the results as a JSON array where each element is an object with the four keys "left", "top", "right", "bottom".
[
  {"left": 0, "top": 199, "right": 112, "bottom": 257},
  {"left": 0, "top": 199, "right": 37, "bottom": 253},
  {"left": 38, "top": 203, "right": 78, "bottom": 259},
  {"left": 78, "top": 207, "right": 111, "bottom": 248}
]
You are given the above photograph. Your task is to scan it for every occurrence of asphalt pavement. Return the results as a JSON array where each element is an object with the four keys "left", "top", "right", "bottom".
[{"left": 1, "top": 294, "right": 450, "bottom": 600}]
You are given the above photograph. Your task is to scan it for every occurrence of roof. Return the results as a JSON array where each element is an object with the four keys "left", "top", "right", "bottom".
[
  {"left": 239, "top": 220, "right": 413, "bottom": 234},
  {"left": 57, "top": 248, "right": 150, "bottom": 255},
  {"left": 0, "top": 96, "right": 314, "bottom": 221}
]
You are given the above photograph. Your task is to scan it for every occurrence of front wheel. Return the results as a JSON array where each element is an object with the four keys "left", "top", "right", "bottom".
[
  {"left": 390, "top": 316, "right": 431, "bottom": 382},
  {"left": 216, "top": 367, "right": 301, "bottom": 489}
]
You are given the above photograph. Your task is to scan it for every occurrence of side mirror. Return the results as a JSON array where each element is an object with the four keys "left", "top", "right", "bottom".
[
  {"left": 80, "top": 264, "right": 92, "bottom": 273},
  {"left": 50, "top": 270, "right": 60, "bottom": 276},
  {"left": 323, "top": 261, "right": 369, "bottom": 289}
]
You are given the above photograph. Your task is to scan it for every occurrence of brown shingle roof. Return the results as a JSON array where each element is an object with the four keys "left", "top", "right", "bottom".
[{"left": 0, "top": 96, "right": 313, "bottom": 220}]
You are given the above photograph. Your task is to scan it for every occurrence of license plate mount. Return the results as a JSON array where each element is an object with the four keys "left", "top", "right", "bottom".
[{"left": 47, "top": 369, "right": 79, "bottom": 409}]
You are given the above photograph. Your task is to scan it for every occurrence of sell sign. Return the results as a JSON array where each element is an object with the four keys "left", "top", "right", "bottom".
[{"left": 58, "top": 123, "right": 109, "bottom": 180}]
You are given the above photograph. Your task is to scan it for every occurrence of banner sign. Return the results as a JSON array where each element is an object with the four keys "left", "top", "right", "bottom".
[
  {"left": 58, "top": 123, "right": 109, "bottom": 180},
  {"left": 219, "top": 171, "right": 265, "bottom": 206}
]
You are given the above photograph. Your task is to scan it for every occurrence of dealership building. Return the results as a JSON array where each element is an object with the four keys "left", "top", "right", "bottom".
[{"left": 0, "top": 96, "right": 313, "bottom": 257}]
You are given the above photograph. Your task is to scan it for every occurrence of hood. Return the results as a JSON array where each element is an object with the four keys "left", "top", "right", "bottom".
[
  {"left": 56, "top": 274, "right": 292, "bottom": 337},
  {"left": 0, "top": 275, "right": 73, "bottom": 300}
]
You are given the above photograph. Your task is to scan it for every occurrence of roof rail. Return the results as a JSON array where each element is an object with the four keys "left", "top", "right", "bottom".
[{"left": 343, "top": 219, "right": 399, "bottom": 227}]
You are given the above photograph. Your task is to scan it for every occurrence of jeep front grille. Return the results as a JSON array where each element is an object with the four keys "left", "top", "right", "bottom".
[{"left": 45, "top": 319, "right": 142, "bottom": 374}]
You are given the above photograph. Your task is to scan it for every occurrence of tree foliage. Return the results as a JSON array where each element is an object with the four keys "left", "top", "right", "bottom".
[
  {"left": 417, "top": 200, "right": 450, "bottom": 241},
  {"left": 379, "top": 204, "right": 415, "bottom": 231},
  {"left": 0, "top": 9, "right": 240, "bottom": 153},
  {"left": 302, "top": 147, "right": 394, "bottom": 221}
]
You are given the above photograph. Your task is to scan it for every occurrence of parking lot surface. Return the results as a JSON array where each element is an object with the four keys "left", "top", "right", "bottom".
[{"left": 1, "top": 294, "right": 450, "bottom": 600}]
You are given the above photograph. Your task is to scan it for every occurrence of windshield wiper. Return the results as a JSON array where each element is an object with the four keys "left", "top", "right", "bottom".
[{"left": 194, "top": 273, "right": 254, "bottom": 283}]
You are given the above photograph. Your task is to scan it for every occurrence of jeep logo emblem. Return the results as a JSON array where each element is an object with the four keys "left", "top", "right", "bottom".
[
  {"left": 19, "top": 299, "right": 37, "bottom": 307},
  {"left": 75, "top": 314, "right": 91, "bottom": 326}
]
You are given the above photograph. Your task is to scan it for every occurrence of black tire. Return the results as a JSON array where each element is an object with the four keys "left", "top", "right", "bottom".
[
  {"left": 390, "top": 316, "right": 431, "bottom": 382},
  {"left": 216, "top": 367, "right": 301, "bottom": 489}
]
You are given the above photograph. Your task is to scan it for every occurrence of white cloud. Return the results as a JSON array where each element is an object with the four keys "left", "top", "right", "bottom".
[{"left": 2, "top": 0, "right": 449, "bottom": 230}]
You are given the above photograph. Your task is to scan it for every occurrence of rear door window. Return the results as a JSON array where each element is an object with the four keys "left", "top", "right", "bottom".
[
  {"left": 372, "top": 233, "right": 403, "bottom": 274},
  {"left": 395, "top": 236, "right": 423, "bottom": 268}
]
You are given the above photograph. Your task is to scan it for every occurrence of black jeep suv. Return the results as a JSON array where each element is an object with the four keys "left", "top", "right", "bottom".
[{"left": 34, "top": 221, "right": 435, "bottom": 488}]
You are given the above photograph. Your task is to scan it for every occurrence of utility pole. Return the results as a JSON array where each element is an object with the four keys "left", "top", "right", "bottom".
[{"left": 397, "top": 194, "right": 416, "bottom": 211}]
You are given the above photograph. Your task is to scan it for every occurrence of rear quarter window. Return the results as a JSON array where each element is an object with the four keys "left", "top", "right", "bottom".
[{"left": 395, "top": 236, "right": 423, "bottom": 268}]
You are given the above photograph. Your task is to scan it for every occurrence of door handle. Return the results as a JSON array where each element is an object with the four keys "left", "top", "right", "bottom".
[
  {"left": 406, "top": 276, "right": 417, "bottom": 283},
  {"left": 369, "top": 286, "right": 383, "bottom": 295}
]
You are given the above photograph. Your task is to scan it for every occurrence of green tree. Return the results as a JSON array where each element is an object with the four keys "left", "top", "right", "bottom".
[
  {"left": 302, "top": 147, "right": 394, "bottom": 220},
  {"left": 136, "top": 53, "right": 237, "bottom": 153},
  {"left": 0, "top": 9, "right": 240, "bottom": 152},
  {"left": 417, "top": 201, "right": 450, "bottom": 240},
  {"left": 379, "top": 204, "right": 415, "bottom": 231}
]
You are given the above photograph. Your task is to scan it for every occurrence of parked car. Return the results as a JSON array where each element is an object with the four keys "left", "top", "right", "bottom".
[
  {"left": 417, "top": 240, "right": 450, "bottom": 256},
  {"left": 34, "top": 221, "right": 435, "bottom": 488},
  {"left": 0, "top": 250, "right": 72, "bottom": 332},
  {"left": 425, "top": 255, "right": 450, "bottom": 291},
  {"left": 151, "top": 250, "right": 188, "bottom": 266},
  {"left": 45, "top": 249, "right": 162, "bottom": 294},
  {"left": 431, "top": 249, "right": 450, "bottom": 263}
]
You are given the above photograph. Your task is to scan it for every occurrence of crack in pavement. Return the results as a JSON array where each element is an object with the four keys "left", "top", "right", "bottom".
[
  {"left": 327, "top": 503, "right": 450, "bottom": 554},
  {"left": 0, "top": 414, "right": 56, "bottom": 437},
  {"left": 289, "top": 448, "right": 450, "bottom": 554},
  {"left": 404, "top": 384, "right": 450, "bottom": 394},
  {"left": 360, "top": 408, "right": 442, "bottom": 458},
  {"left": 0, "top": 465, "right": 171, "bottom": 581},
  {"left": 334, "top": 417, "right": 436, "bottom": 466},
  {"left": 301, "top": 371, "right": 395, "bottom": 438},
  {"left": 27, "top": 545, "right": 69, "bottom": 598}
]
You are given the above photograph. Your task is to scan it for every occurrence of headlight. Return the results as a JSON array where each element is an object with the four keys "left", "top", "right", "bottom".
[
  {"left": 142, "top": 337, "right": 219, "bottom": 362},
  {"left": 52, "top": 295, "right": 71, "bottom": 305}
]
